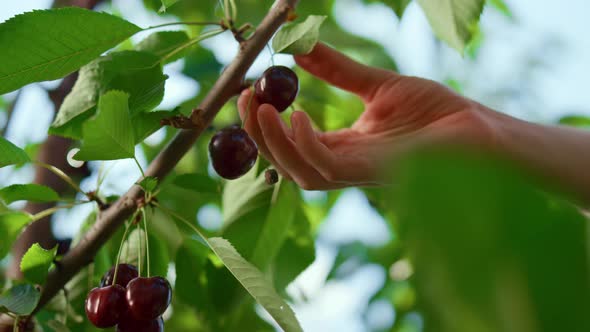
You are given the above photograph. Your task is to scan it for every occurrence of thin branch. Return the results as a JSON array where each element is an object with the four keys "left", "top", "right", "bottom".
[{"left": 33, "top": 0, "right": 298, "bottom": 312}]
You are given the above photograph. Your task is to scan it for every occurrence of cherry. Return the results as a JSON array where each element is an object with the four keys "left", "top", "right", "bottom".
[
  {"left": 56, "top": 238, "right": 72, "bottom": 255},
  {"left": 85, "top": 285, "right": 126, "bottom": 328},
  {"left": 254, "top": 65, "right": 299, "bottom": 112},
  {"left": 126, "top": 277, "right": 172, "bottom": 321},
  {"left": 117, "top": 316, "right": 164, "bottom": 332},
  {"left": 209, "top": 126, "right": 258, "bottom": 179},
  {"left": 100, "top": 263, "right": 139, "bottom": 288},
  {"left": 265, "top": 169, "right": 279, "bottom": 185}
]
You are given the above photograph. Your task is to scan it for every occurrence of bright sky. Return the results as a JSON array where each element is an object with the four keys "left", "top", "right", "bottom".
[{"left": 1, "top": 0, "right": 589, "bottom": 331}]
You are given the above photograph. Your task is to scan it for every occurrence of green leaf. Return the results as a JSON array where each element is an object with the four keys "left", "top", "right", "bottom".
[
  {"left": 136, "top": 31, "right": 190, "bottom": 64},
  {"left": 51, "top": 51, "right": 167, "bottom": 138},
  {"left": 147, "top": 231, "right": 170, "bottom": 280},
  {"left": 0, "top": 8, "right": 141, "bottom": 94},
  {"left": 0, "top": 137, "right": 30, "bottom": 168},
  {"left": 222, "top": 165, "right": 273, "bottom": 228},
  {"left": 487, "top": 0, "right": 512, "bottom": 18},
  {"left": 175, "top": 238, "right": 210, "bottom": 309},
  {"left": 559, "top": 115, "right": 590, "bottom": 128},
  {"left": 273, "top": 15, "right": 327, "bottom": 55},
  {"left": 207, "top": 237, "right": 303, "bottom": 332},
  {"left": 138, "top": 176, "right": 159, "bottom": 193},
  {"left": 173, "top": 173, "right": 219, "bottom": 194},
  {"left": 0, "top": 212, "right": 32, "bottom": 259},
  {"left": 160, "top": 0, "right": 181, "bottom": 12},
  {"left": 132, "top": 109, "right": 179, "bottom": 144},
  {"left": 393, "top": 148, "right": 590, "bottom": 331},
  {"left": 74, "top": 91, "right": 135, "bottom": 161},
  {"left": 415, "top": 0, "right": 485, "bottom": 52},
  {"left": 0, "top": 284, "right": 40, "bottom": 315},
  {"left": 0, "top": 184, "right": 60, "bottom": 204},
  {"left": 20, "top": 243, "right": 58, "bottom": 284},
  {"left": 273, "top": 208, "right": 315, "bottom": 291},
  {"left": 120, "top": 227, "right": 145, "bottom": 268},
  {"left": 47, "top": 320, "right": 71, "bottom": 332},
  {"left": 364, "top": 0, "right": 412, "bottom": 18},
  {"left": 249, "top": 181, "right": 298, "bottom": 269}
]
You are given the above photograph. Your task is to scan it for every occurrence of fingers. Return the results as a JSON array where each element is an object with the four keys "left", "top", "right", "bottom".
[
  {"left": 294, "top": 43, "right": 394, "bottom": 102},
  {"left": 257, "top": 105, "right": 345, "bottom": 190},
  {"left": 237, "top": 89, "right": 291, "bottom": 179},
  {"left": 291, "top": 111, "right": 379, "bottom": 184}
]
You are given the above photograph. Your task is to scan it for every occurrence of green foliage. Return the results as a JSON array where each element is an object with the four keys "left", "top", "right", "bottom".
[
  {"left": 249, "top": 180, "right": 298, "bottom": 269},
  {"left": 74, "top": 91, "right": 135, "bottom": 161},
  {"left": 0, "top": 212, "right": 32, "bottom": 259},
  {"left": 273, "top": 15, "right": 327, "bottom": 55},
  {"left": 20, "top": 243, "right": 58, "bottom": 285},
  {"left": 559, "top": 115, "right": 590, "bottom": 128},
  {"left": 51, "top": 51, "right": 167, "bottom": 139},
  {"left": 364, "top": 0, "right": 412, "bottom": 18},
  {"left": 174, "top": 238, "right": 210, "bottom": 310},
  {"left": 136, "top": 30, "right": 191, "bottom": 64},
  {"left": 0, "top": 8, "right": 141, "bottom": 94},
  {"left": 487, "top": 0, "right": 512, "bottom": 18},
  {"left": 207, "top": 237, "right": 303, "bottom": 332},
  {"left": 393, "top": 148, "right": 590, "bottom": 331},
  {"left": 0, "top": 137, "right": 30, "bottom": 168},
  {"left": 173, "top": 173, "right": 220, "bottom": 194},
  {"left": 138, "top": 176, "right": 159, "bottom": 193},
  {"left": 160, "top": 0, "right": 181, "bottom": 12},
  {"left": 132, "top": 109, "right": 179, "bottom": 144},
  {"left": 416, "top": 0, "right": 485, "bottom": 52},
  {"left": 0, "top": 284, "right": 40, "bottom": 315},
  {"left": 0, "top": 184, "right": 60, "bottom": 204}
]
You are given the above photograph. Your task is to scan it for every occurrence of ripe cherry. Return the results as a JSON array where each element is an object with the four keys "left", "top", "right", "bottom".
[
  {"left": 209, "top": 126, "right": 258, "bottom": 179},
  {"left": 126, "top": 277, "right": 172, "bottom": 321},
  {"left": 255, "top": 65, "right": 299, "bottom": 112},
  {"left": 85, "top": 285, "right": 126, "bottom": 328},
  {"left": 100, "top": 263, "right": 139, "bottom": 288},
  {"left": 117, "top": 316, "right": 164, "bottom": 332}
]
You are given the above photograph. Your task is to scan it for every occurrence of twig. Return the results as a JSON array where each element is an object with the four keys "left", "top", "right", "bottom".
[{"left": 33, "top": 0, "right": 298, "bottom": 312}]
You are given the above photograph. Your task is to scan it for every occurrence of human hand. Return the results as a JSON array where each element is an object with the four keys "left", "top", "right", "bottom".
[{"left": 238, "top": 43, "right": 499, "bottom": 190}]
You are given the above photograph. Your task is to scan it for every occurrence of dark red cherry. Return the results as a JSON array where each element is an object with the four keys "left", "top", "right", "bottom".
[
  {"left": 126, "top": 277, "right": 172, "bottom": 321},
  {"left": 209, "top": 126, "right": 258, "bottom": 179},
  {"left": 254, "top": 65, "right": 299, "bottom": 112},
  {"left": 85, "top": 285, "right": 126, "bottom": 328},
  {"left": 117, "top": 316, "right": 164, "bottom": 332},
  {"left": 100, "top": 263, "right": 139, "bottom": 288}
]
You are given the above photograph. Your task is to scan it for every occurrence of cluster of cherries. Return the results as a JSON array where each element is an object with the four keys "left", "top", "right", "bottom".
[
  {"left": 85, "top": 264, "right": 171, "bottom": 332},
  {"left": 209, "top": 65, "right": 299, "bottom": 180}
]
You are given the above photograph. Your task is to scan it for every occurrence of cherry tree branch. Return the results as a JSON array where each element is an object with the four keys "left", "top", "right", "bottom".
[{"left": 35, "top": 0, "right": 298, "bottom": 311}]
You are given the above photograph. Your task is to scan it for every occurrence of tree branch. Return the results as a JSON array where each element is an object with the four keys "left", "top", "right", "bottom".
[{"left": 34, "top": 0, "right": 298, "bottom": 311}]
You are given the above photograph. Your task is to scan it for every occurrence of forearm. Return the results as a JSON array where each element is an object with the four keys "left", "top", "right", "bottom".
[{"left": 495, "top": 113, "right": 590, "bottom": 206}]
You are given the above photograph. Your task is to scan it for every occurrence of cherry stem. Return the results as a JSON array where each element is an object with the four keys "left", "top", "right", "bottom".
[
  {"left": 141, "top": 208, "right": 151, "bottom": 277},
  {"left": 159, "top": 29, "right": 225, "bottom": 64},
  {"left": 32, "top": 202, "right": 82, "bottom": 222},
  {"left": 242, "top": 87, "right": 255, "bottom": 126},
  {"left": 133, "top": 157, "right": 145, "bottom": 178},
  {"left": 113, "top": 215, "right": 135, "bottom": 286},
  {"left": 145, "top": 21, "right": 224, "bottom": 31},
  {"left": 266, "top": 43, "right": 276, "bottom": 66},
  {"left": 12, "top": 316, "right": 18, "bottom": 332},
  {"left": 137, "top": 222, "right": 143, "bottom": 277},
  {"left": 35, "top": 161, "right": 107, "bottom": 208}
]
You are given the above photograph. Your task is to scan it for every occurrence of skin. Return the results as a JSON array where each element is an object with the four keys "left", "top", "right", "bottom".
[{"left": 238, "top": 43, "right": 590, "bottom": 206}]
